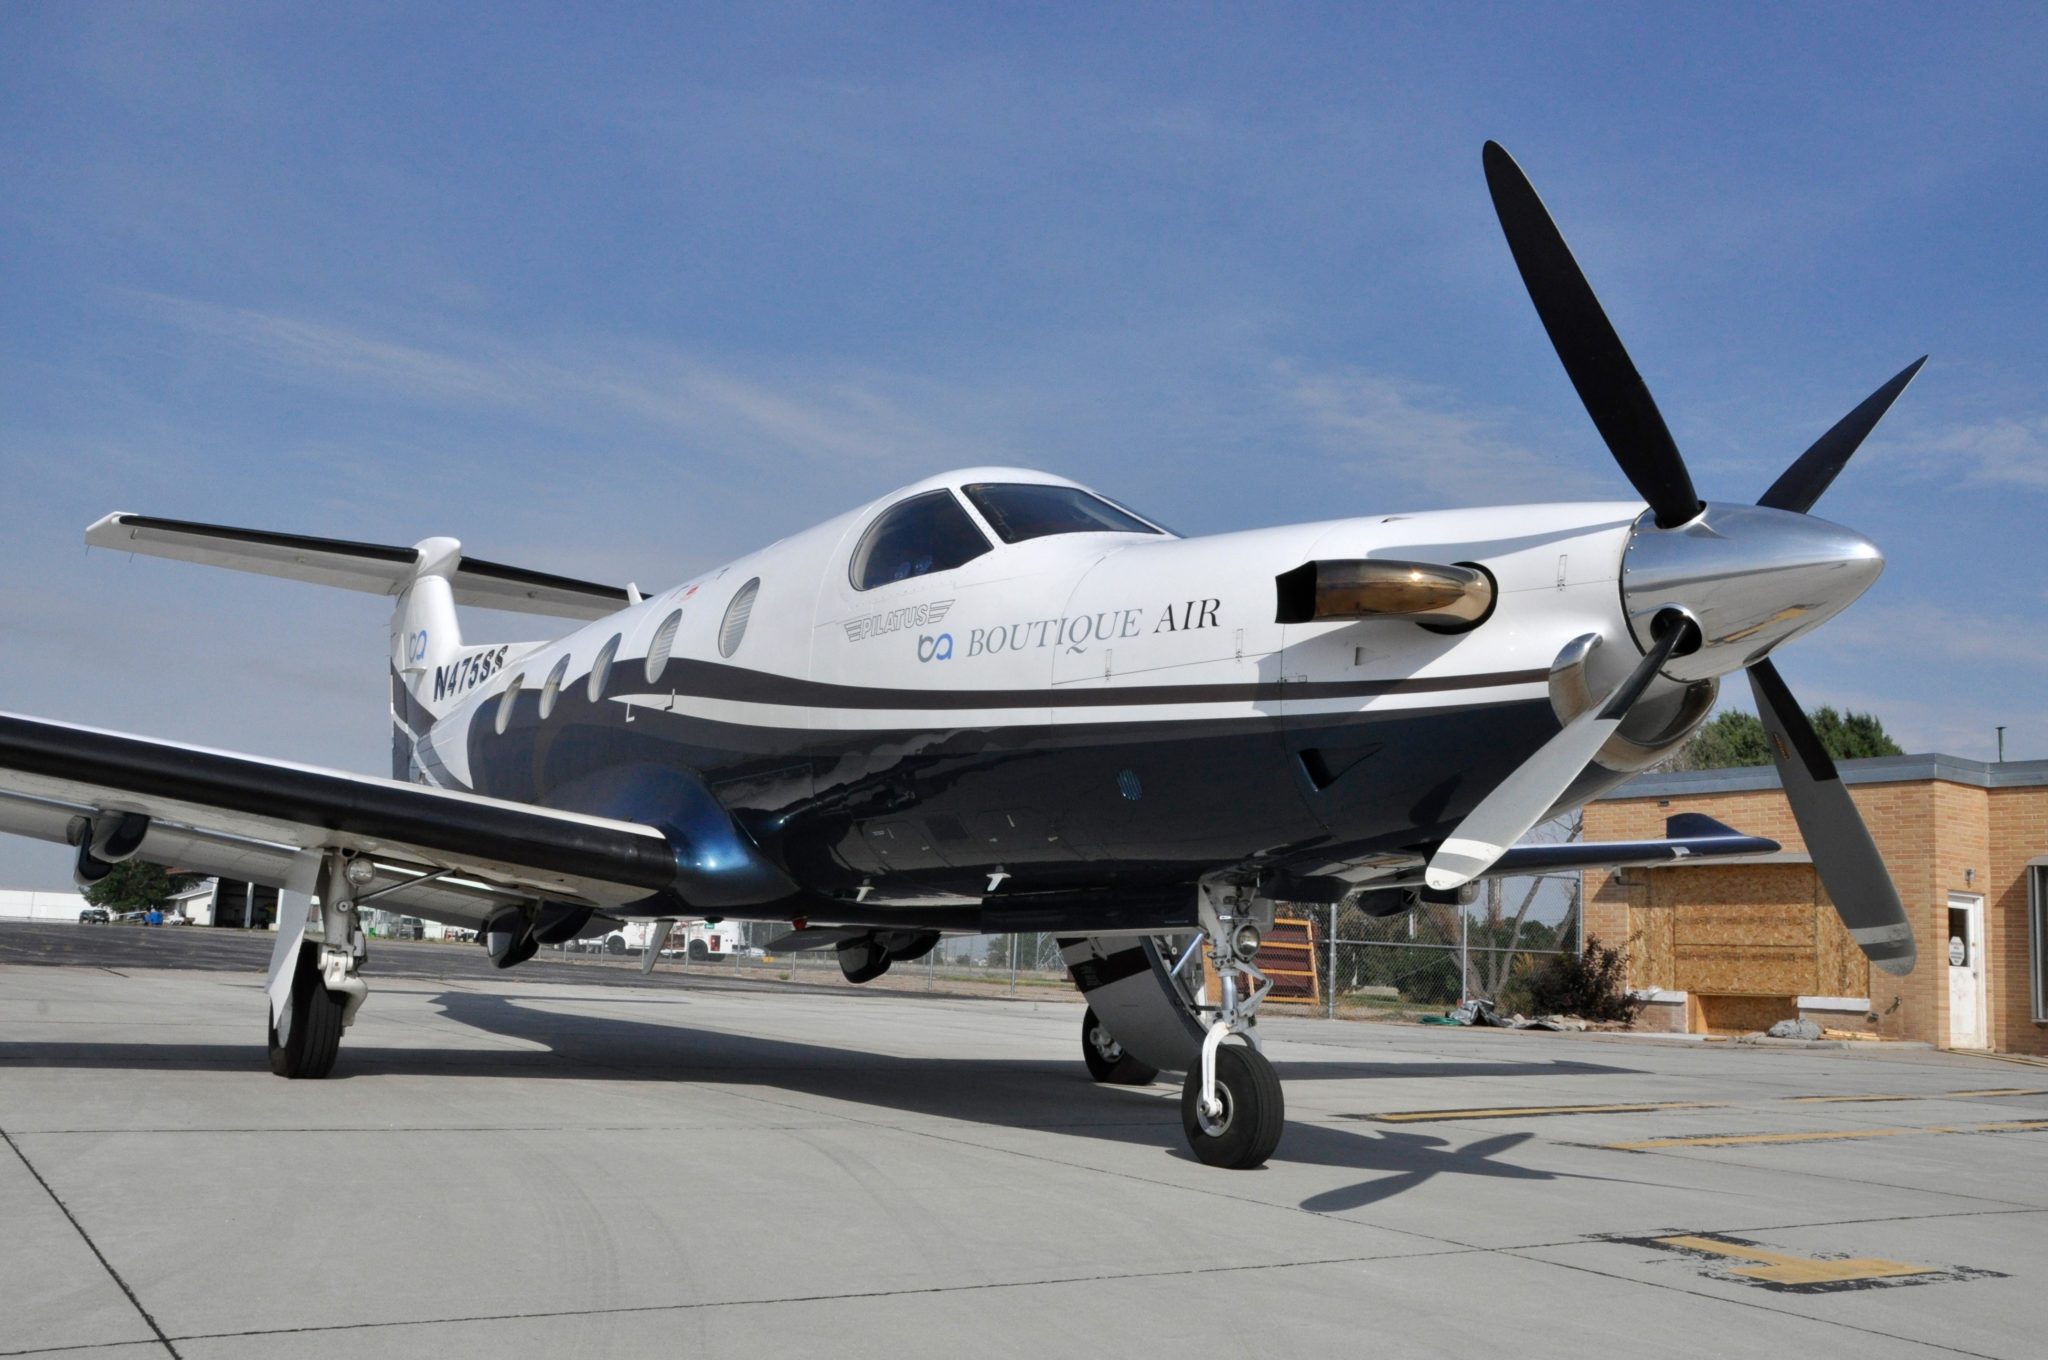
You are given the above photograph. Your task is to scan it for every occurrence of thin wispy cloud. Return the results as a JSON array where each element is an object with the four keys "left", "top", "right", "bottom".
[
  {"left": 126, "top": 292, "right": 996, "bottom": 476},
  {"left": 1876, "top": 414, "right": 2048, "bottom": 491},
  {"left": 1276, "top": 362, "right": 1610, "bottom": 506}
]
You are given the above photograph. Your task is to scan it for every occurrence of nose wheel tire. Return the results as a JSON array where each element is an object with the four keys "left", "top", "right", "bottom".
[
  {"left": 1181, "top": 1043, "right": 1283, "bottom": 1168},
  {"left": 1081, "top": 1006, "right": 1160, "bottom": 1085},
  {"left": 267, "top": 943, "right": 344, "bottom": 1079}
]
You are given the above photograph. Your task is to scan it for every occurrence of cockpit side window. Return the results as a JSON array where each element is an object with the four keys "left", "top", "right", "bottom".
[
  {"left": 850, "top": 490, "right": 994, "bottom": 591},
  {"left": 961, "top": 483, "right": 1168, "bottom": 544}
]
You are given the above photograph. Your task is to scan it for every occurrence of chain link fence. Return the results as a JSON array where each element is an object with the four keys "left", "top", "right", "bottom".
[
  {"left": 1310, "top": 870, "right": 1583, "bottom": 1018},
  {"left": 599, "top": 848, "right": 1585, "bottom": 1019}
]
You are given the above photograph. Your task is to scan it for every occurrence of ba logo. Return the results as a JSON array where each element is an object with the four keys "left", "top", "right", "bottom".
[
  {"left": 917, "top": 633, "right": 954, "bottom": 662},
  {"left": 405, "top": 630, "right": 430, "bottom": 665}
]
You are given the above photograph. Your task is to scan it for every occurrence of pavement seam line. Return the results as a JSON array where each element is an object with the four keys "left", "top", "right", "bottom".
[
  {"left": 691, "top": 1079, "right": 1505, "bottom": 1253},
  {"left": 160, "top": 1250, "right": 1449, "bottom": 1344},
  {"left": 0, "top": 1127, "right": 181, "bottom": 1360}
]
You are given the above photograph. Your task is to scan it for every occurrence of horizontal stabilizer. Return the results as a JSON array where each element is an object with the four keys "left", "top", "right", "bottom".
[{"left": 86, "top": 513, "right": 632, "bottom": 621}]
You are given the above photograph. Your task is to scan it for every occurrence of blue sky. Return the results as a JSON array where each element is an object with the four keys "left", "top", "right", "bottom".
[{"left": 2, "top": 3, "right": 2043, "bottom": 889}]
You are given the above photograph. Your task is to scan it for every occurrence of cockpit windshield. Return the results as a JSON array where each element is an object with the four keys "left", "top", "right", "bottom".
[
  {"left": 960, "top": 483, "right": 1167, "bottom": 544},
  {"left": 849, "top": 490, "right": 993, "bottom": 591}
]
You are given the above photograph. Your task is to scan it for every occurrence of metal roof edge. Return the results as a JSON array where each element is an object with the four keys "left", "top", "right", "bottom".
[{"left": 1594, "top": 753, "right": 2048, "bottom": 800}]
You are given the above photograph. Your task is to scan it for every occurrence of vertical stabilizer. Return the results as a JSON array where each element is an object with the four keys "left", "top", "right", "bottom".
[{"left": 390, "top": 538, "right": 465, "bottom": 781}]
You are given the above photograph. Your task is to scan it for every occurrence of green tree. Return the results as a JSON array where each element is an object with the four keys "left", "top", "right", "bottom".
[
  {"left": 1672, "top": 710, "right": 1771, "bottom": 768},
  {"left": 1672, "top": 705, "right": 1903, "bottom": 770},
  {"left": 82, "top": 861, "right": 198, "bottom": 914},
  {"left": 1808, "top": 706, "right": 1904, "bottom": 760}
]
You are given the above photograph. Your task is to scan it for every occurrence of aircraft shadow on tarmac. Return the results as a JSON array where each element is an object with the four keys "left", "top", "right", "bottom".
[{"left": 0, "top": 988, "right": 1652, "bottom": 1211}]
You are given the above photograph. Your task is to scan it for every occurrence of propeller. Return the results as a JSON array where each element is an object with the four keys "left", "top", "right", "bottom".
[
  {"left": 1749, "top": 660, "right": 1915, "bottom": 974},
  {"left": 1482, "top": 142, "right": 1700, "bottom": 529},
  {"left": 1758, "top": 357, "right": 1927, "bottom": 514},
  {"left": 1429, "top": 143, "right": 1923, "bottom": 974},
  {"left": 1427, "top": 613, "right": 1697, "bottom": 891}
]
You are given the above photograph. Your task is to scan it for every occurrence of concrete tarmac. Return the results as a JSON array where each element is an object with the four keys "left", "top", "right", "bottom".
[{"left": 2, "top": 925, "right": 2045, "bottom": 1359}]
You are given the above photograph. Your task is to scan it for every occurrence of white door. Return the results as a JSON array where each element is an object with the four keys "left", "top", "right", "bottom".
[{"left": 1947, "top": 893, "right": 1988, "bottom": 1049}]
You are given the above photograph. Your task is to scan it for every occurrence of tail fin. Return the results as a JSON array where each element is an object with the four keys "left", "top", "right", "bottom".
[
  {"left": 387, "top": 539, "right": 552, "bottom": 782},
  {"left": 390, "top": 538, "right": 464, "bottom": 782}
]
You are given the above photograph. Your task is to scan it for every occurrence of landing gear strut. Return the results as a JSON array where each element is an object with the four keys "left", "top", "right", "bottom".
[
  {"left": 264, "top": 848, "right": 368, "bottom": 1079},
  {"left": 1181, "top": 878, "right": 1283, "bottom": 1168}
]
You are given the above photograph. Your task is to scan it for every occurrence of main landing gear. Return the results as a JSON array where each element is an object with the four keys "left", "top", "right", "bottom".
[
  {"left": 1180, "top": 879, "right": 1283, "bottom": 1169},
  {"left": 264, "top": 848, "right": 369, "bottom": 1079},
  {"left": 1082, "top": 1006, "right": 1160, "bottom": 1086}
]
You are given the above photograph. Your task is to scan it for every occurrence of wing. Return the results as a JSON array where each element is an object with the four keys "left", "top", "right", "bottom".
[
  {"left": 1280, "top": 813, "right": 1780, "bottom": 905},
  {"left": 0, "top": 711, "right": 677, "bottom": 925},
  {"left": 1487, "top": 813, "right": 1780, "bottom": 874}
]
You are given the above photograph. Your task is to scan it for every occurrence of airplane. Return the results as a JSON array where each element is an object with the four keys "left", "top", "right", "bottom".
[{"left": 0, "top": 143, "right": 1922, "bottom": 1170}]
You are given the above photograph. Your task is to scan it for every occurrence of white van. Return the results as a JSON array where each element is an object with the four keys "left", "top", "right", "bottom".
[{"left": 589, "top": 919, "right": 742, "bottom": 962}]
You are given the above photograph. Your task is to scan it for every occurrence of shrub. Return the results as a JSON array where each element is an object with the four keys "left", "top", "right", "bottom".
[{"left": 1519, "top": 935, "right": 1645, "bottom": 1026}]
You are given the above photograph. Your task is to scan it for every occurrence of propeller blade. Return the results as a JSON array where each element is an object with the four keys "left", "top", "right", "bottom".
[
  {"left": 1428, "top": 619, "right": 1693, "bottom": 890},
  {"left": 1757, "top": 357, "right": 1928, "bottom": 514},
  {"left": 1483, "top": 142, "right": 1702, "bottom": 529},
  {"left": 1747, "top": 658, "right": 1916, "bottom": 975}
]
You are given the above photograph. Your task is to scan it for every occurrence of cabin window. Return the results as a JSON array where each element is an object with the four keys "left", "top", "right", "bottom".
[
  {"left": 961, "top": 482, "right": 1166, "bottom": 544},
  {"left": 495, "top": 675, "right": 523, "bottom": 735},
  {"left": 718, "top": 579, "right": 760, "bottom": 657},
  {"left": 645, "top": 609, "right": 683, "bottom": 683},
  {"left": 587, "top": 634, "right": 621, "bottom": 703},
  {"left": 849, "top": 491, "right": 992, "bottom": 590},
  {"left": 539, "top": 655, "right": 570, "bottom": 719}
]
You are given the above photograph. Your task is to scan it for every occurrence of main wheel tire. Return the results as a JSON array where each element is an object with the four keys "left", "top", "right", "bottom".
[
  {"left": 1082, "top": 1007, "right": 1159, "bottom": 1085},
  {"left": 1180, "top": 1043, "right": 1284, "bottom": 1169},
  {"left": 688, "top": 940, "right": 708, "bottom": 962},
  {"left": 267, "top": 944, "right": 344, "bottom": 1080}
]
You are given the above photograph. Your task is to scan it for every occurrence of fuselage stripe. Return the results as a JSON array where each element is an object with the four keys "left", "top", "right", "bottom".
[{"left": 631, "top": 658, "right": 1551, "bottom": 712}]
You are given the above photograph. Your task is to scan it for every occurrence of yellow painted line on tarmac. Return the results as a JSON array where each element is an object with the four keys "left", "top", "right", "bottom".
[
  {"left": 1368, "top": 1089, "right": 2047, "bottom": 1127},
  {"left": 1609, "top": 1127, "right": 1912, "bottom": 1150},
  {"left": 1788, "top": 1088, "right": 2048, "bottom": 1103},
  {"left": 1363, "top": 1101, "right": 1714, "bottom": 1123},
  {"left": 1606, "top": 1119, "right": 2048, "bottom": 1150},
  {"left": 1656, "top": 1235, "right": 1937, "bottom": 1287}
]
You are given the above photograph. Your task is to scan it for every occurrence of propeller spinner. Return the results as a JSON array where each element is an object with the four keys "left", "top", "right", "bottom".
[{"left": 1427, "top": 143, "right": 1923, "bottom": 976}]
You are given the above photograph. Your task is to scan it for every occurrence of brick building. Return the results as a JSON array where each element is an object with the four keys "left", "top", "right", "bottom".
[{"left": 1583, "top": 755, "right": 2048, "bottom": 1052}]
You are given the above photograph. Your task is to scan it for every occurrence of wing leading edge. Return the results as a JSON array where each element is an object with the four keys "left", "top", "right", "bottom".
[{"left": 0, "top": 711, "right": 677, "bottom": 909}]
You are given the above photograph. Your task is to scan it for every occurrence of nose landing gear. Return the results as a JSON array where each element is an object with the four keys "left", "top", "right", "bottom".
[{"left": 1182, "top": 878, "right": 1283, "bottom": 1169}]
